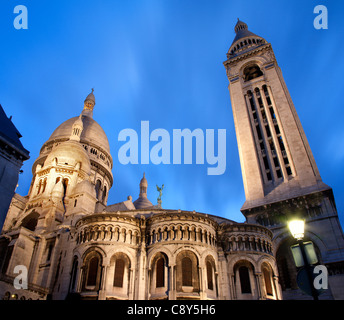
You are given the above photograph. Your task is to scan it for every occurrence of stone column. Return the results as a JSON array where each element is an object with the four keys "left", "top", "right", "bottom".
[
  {"left": 199, "top": 266, "right": 206, "bottom": 299},
  {"left": 229, "top": 273, "right": 236, "bottom": 300},
  {"left": 168, "top": 264, "right": 176, "bottom": 300},
  {"left": 255, "top": 272, "right": 264, "bottom": 300},
  {"left": 217, "top": 250, "right": 230, "bottom": 299},
  {"left": 98, "top": 264, "right": 108, "bottom": 300},
  {"left": 272, "top": 274, "right": 281, "bottom": 300}
]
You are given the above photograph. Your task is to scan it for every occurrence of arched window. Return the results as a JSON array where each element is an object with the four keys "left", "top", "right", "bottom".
[
  {"left": 102, "top": 186, "right": 107, "bottom": 203},
  {"left": 113, "top": 259, "right": 125, "bottom": 287},
  {"left": 95, "top": 180, "right": 101, "bottom": 200},
  {"left": 42, "top": 178, "right": 47, "bottom": 193},
  {"left": 243, "top": 64, "right": 263, "bottom": 82},
  {"left": 156, "top": 258, "right": 165, "bottom": 288},
  {"left": 182, "top": 257, "right": 193, "bottom": 286},
  {"left": 263, "top": 267, "right": 273, "bottom": 296},
  {"left": 239, "top": 266, "right": 252, "bottom": 294},
  {"left": 86, "top": 256, "right": 99, "bottom": 287},
  {"left": 176, "top": 251, "right": 200, "bottom": 293},
  {"left": 206, "top": 261, "right": 214, "bottom": 290},
  {"left": 82, "top": 251, "right": 103, "bottom": 292}
]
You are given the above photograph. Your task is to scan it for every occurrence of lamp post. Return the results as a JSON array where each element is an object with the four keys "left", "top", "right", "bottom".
[{"left": 288, "top": 219, "right": 319, "bottom": 300}]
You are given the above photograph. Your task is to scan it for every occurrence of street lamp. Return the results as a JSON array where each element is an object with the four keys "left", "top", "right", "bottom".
[
  {"left": 288, "top": 220, "right": 305, "bottom": 240},
  {"left": 288, "top": 219, "right": 319, "bottom": 300}
]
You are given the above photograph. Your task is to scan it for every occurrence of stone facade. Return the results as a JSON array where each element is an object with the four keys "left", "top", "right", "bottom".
[
  {"left": 0, "top": 86, "right": 281, "bottom": 300},
  {"left": 0, "top": 164, "right": 280, "bottom": 300},
  {"left": 0, "top": 20, "right": 343, "bottom": 301}
]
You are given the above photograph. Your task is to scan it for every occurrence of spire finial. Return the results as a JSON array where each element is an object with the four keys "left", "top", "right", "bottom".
[{"left": 234, "top": 19, "right": 248, "bottom": 33}]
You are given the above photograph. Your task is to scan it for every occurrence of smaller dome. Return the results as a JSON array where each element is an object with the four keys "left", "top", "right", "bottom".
[
  {"left": 133, "top": 197, "right": 153, "bottom": 209},
  {"left": 45, "top": 140, "right": 91, "bottom": 174},
  {"left": 140, "top": 172, "right": 148, "bottom": 187},
  {"left": 133, "top": 173, "right": 153, "bottom": 209}
]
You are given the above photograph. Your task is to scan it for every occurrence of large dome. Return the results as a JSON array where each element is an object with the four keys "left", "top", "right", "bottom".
[
  {"left": 32, "top": 90, "right": 113, "bottom": 189},
  {"left": 48, "top": 116, "right": 110, "bottom": 155}
]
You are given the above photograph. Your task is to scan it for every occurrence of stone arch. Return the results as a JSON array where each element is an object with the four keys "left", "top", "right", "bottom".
[
  {"left": 106, "top": 251, "right": 133, "bottom": 299},
  {"left": 243, "top": 63, "right": 263, "bottom": 82},
  {"left": 273, "top": 228, "right": 327, "bottom": 258},
  {"left": 149, "top": 251, "right": 169, "bottom": 298},
  {"left": 275, "top": 232, "right": 322, "bottom": 294},
  {"left": 239, "top": 58, "right": 265, "bottom": 80},
  {"left": 81, "top": 248, "right": 104, "bottom": 292},
  {"left": 175, "top": 250, "right": 200, "bottom": 294},
  {"left": 204, "top": 254, "right": 217, "bottom": 294},
  {"left": 110, "top": 252, "right": 131, "bottom": 287},
  {"left": 20, "top": 210, "right": 39, "bottom": 231},
  {"left": 260, "top": 261, "right": 276, "bottom": 298},
  {"left": 233, "top": 259, "right": 257, "bottom": 299}
]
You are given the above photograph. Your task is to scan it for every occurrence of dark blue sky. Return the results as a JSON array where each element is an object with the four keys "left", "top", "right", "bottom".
[{"left": 1, "top": 0, "right": 343, "bottom": 226}]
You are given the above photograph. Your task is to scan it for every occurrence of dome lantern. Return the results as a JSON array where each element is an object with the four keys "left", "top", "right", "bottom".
[
  {"left": 82, "top": 88, "right": 96, "bottom": 118},
  {"left": 133, "top": 173, "right": 153, "bottom": 209}
]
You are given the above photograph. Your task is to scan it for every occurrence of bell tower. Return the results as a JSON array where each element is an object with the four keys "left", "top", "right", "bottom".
[
  {"left": 224, "top": 19, "right": 328, "bottom": 209},
  {"left": 224, "top": 20, "right": 344, "bottom": 298}
]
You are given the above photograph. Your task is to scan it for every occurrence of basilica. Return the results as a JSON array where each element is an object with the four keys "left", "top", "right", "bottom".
[{"left": 0, "top": 20, "right": 344, "bottom": 300}]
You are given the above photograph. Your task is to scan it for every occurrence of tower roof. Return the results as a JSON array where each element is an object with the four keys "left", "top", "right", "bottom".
[
  {"left": 231, "top": 19, "right": 261, "bottom": 44},
  {"left": 232, "top": 19, "right": 258, "bottom": 43},
  {"left": 0, "top": 104, "right": 29, "bottom": 159},
  {"left": 227, "top": 19, "right": 266, "bottom": 57}
]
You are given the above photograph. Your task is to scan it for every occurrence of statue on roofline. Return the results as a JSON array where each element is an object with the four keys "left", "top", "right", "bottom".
[{"left": 156, "top": 184, "right": 164, "bottom": 207}]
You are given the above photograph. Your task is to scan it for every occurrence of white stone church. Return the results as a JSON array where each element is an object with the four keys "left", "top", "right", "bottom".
[{"left": 1, "top": 20, "right": 344, "bottom": 300}]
